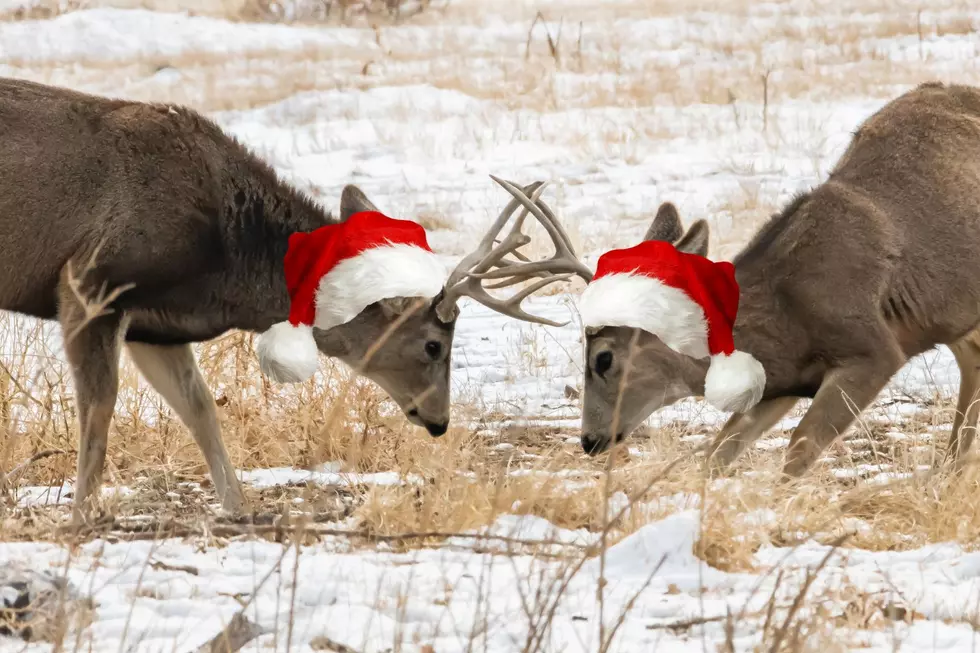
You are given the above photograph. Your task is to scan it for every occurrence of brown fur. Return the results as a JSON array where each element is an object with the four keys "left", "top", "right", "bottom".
[
  {"left": 582, "top": 82, "right": 980, "bottom": 479},
  {"left": 0, "top": 78, "right": 457, "bottom": 520}
]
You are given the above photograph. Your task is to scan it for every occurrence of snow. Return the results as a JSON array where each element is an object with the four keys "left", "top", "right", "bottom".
[
  {"left": 5, "top": 511, "right": 980, "bottom": 652},
  {"left": 239, "top": 464, "right": 422, "bottom": 490},
  {"left": 3, "top": 0, "right": 980, "bottom": 650}
]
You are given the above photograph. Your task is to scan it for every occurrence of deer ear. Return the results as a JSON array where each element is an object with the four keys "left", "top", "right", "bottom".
[
  {"left": 339, "top": 185, "right": 380, "bottom": 222},
  {"left": 378, "top": 296, "right": 426, "bottom": 320},
  {"left": 675, "top": 220, "right": 710, "bottom": 257},
  {"left": 642, "top": 202, "right": 683, "bottom": 243}
]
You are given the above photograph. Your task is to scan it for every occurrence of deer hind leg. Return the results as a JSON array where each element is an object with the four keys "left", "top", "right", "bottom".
[
  {"left": 127, "top": 342, "right": 246, "bottom": 513},
  {"left": 944, "top": 329, "right": 980, "bottom": 468},
  {"left": 783, "top": 348, "right": 905, "bottom": 479},
  {"left": 706, "top": 397, "right": 799, "bottom": 474},
  {"left": 58, "top": 266, "right": 124, "bottom": 523}
]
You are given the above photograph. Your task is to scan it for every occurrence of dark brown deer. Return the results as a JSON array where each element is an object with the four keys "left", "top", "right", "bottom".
[
  {"left": 512, "top": 81, "right": 980, "bottom": 479},
  {"left": 0, "top": 78, "right": 580, "bottom": 521}
]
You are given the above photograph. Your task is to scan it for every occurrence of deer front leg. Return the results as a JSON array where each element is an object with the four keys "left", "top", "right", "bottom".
[
  {"left": 58, "top": 266, "right": 124, "bottom": 524},
  {"left": 127, "top": 342, "right": 246, "bottom": 513},
  {"left": 706, "top": 397, "right": 799, "bottom": 474},
  {"left": 944, "top": 329, "right": 980, "bottom": 468},
  {"left": 783, "top": 357, "right": 902, "bottom": 478}
]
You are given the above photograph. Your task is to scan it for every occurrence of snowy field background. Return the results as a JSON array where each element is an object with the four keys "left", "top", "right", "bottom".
[{"left": 3, "top": 0, "right": 980, "bottom": 651}]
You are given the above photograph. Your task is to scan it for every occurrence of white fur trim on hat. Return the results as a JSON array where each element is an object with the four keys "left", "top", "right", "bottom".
[
  {"left": 578, "top": 273, "right": 710, "bottom": 358},
  {"left": 580, "top": 272, "right": 767, "bottom": 413},
  {"left": 256, "top": 322, "right": 319, "bottom": 383},
  {"left": 704, "top": 351, "right": 766, "bottom": 413},
  {"left": 314, "top": 243, "right": 447, "bottom": 332},
  {"left": 256, "top": 243, "right": 447, "bottom": 384}
]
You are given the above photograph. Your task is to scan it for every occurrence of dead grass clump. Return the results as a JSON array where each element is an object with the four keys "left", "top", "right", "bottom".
[
  {"left": 355, "top": 435, "right": 652, "bottom": 543},
  {"left": 237, "top": 0, "right": 434, "bottom": 25},
  {"left": 0, "top": 0, "right": 83, "bottom": 22},
  {"left": 413, "top": 209, "right": 454, "bottom": 232},
  {"left": 0, "top": 316, "right": 441, "bottom": 505},
  {"left": 838, "top": 464, "right": 980, "bottom": 546}
]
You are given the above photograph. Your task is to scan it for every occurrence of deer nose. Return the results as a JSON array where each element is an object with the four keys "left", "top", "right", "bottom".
[
  {"left": 408, "top": 409, "right": 448, "bottom": 436},
  {"left": 424, "top": 421, "right": 448, "bottom": 437},
  {"left": 581, "top": 433, "right": 612, "bottom": 455}
]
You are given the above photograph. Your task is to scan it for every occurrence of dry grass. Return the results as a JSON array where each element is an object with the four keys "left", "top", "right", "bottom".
[
  {"left": 3, "top": 0, "right": 980, "bottom": 648},
  {"left": 0, "top": 0, "right": 437, "bottom": 23},
  {"left": 0, "top": 311, "right": 971, "bottom": 647}
]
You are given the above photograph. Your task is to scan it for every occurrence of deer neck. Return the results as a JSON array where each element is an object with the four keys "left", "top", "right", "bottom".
[
  {"left": 729, "top": 267, "right": 807, "bottom": 399},
  {"left": 219, "top": 170, "right": 332, "bottom": 333}
]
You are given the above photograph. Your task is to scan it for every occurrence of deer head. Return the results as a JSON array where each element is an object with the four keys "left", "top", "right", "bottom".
[
  {"left": 579, "top": 204, "right": 730, "bottom": 455},
  {"left": 259, "top": 178, "right": 589, "bottom": 437},
  {"left": 476, "top": 191, "right": 734, "bottom": 455}
]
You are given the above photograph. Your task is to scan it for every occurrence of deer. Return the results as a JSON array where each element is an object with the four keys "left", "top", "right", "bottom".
[
  {"left": 501, "top": 81, "right": 980, "bottom": 480},
  {"left": 0, "top": 77, "right": 583, "bottom": 522}
]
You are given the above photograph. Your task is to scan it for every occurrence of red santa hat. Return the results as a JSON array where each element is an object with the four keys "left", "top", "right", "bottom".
[
  {"left": 578, "top": 240, "right": 766, "bottom": 413},
  {"left": 256, "top": 211, "right": 447, "bottom": 383}
]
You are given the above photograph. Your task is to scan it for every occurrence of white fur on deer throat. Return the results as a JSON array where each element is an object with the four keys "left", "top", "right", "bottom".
[
  {"left": 579, "top": 273, "right": 711, "bottom": 358},
  {"left": 257, "top": 243, "right": 446, "bottom": 383}
]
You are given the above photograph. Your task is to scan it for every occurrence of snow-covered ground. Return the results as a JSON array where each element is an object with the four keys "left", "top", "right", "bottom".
[
  {"left": 10, "top": 509, "right": 980, "bottom": 653},
  {"left": 4, "top": 0, "right": 980, "bottom": 651}
]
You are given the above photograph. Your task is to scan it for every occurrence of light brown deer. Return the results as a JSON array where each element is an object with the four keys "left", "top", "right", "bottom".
[
  {"left": 0, "top": 78, "right": 579, "bottom": 521},
  {"left": 507, "top": 81, "right": 980, "bottom": 479}
]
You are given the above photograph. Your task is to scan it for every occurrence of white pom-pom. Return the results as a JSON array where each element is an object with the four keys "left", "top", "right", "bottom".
[
  {"left": 255, "top": 322, "right": 318, "bottom": 383},
  {"left": 704, "top": 350, "right": 766, "bottom": 413}
]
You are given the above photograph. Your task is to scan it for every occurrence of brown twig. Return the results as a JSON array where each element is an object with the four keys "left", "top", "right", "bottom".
[
  {"left": 767, "top": 533, "right": 850, "bottom": 652},
  {"left": 525, "top": 12, "right": 542, "bottom": 60},
  {"left": 309, "top": 634, "right": 363, "bottom": 653},
  {"left": 0, "top": 449, "right": 70, "bottom": 488},
  {"left": 917, "top": 9, "right": 924, "bottom": 61},
  {"left": 188, "top": 536, "right": 291, "bottom": 653},
  {"left": 149, "top": 559, "right": 200, "bottom": 576},
  {"left": 0, "top": 357, "right": 47, "bottom": 409},
  {"left": 727, "top": 89, "right": 741, "bottom": 130},
  {"left": 194, "top": 612, "right": 265, "bottom": 653},
  {"left": 63, "top": 243, "right": 135, "bottom": 344},
  {"left": 525, "top": 11, "right": 562, "bottom": 65},
  {"left": 551, "top": 17, "right": 563, "bottom": 65},
  {"left": 600, "top": 554, "right": 668, "bottom": 651},
  {"left": 761, "top": 68, "right": 772, "bottom": 134},
  {"left": 61, "top": 517, "right": 593, "bottom": 552}
]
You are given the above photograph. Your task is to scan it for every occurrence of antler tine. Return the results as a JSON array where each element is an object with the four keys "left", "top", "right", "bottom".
[
  {"left": 502, "top": 249, "right": 533, "bottom": 263},
  {"left": 453, "top": 274, "right": 573, "bottom": 327},
  {"left": 489, "top": 175, "right": 573, "bottom": 254},
  {"left": 476, "top": 176, "right": 595, "bottom": 283},
  {"left": 442, "top": 181, "right": 546, "bottom": 288},
  {"left": 527, "top": 189, "right": 585, "bottom": 262},
  {"left": 469, "top": 181, "right": 550, "bottom": 275},
  {"left": 434, "top": 177, "right": 592, "bottom": 325},
  {"left": 481, "top": 258, "right": 552, "bottom": 290},
  {"left": 435, "top": 181, "right": 551, "bottom": 322}
]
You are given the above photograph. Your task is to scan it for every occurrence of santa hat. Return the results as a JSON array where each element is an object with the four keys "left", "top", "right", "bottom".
[
  {"left": 578, "top": 240, "right": 766, "bottom": 414},
  {"left": 256, "top": 211, "right": 446, "bottom": 384}
]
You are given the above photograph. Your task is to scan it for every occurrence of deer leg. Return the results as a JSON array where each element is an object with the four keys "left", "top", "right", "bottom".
[
  {"left": 783, "top": 355, "right": 903, "bottom": 478},
  {"left": 945, "top": 330, "right": 980, "bottom": 467},
  {"left": 58, "top": 267, "right": 124, "bottom": 523},
  {"left": 127, "top": 342, "right": 246, "bottom": 513},
  {"left": 706, "top": 397, "right": 799, "bottom": 473}
]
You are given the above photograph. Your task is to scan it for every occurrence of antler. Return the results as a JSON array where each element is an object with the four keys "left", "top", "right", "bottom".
[{"left": 434, "top": 176, "right": 594, "bottom": 327}]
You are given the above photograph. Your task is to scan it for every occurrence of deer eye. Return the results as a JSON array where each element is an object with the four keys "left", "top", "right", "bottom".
[
  {"left": 424, "top": 341, "right": 442, "bottom": 360},
  {"left": 595, "top": 351, "right": 613, "bottom": 377}
]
